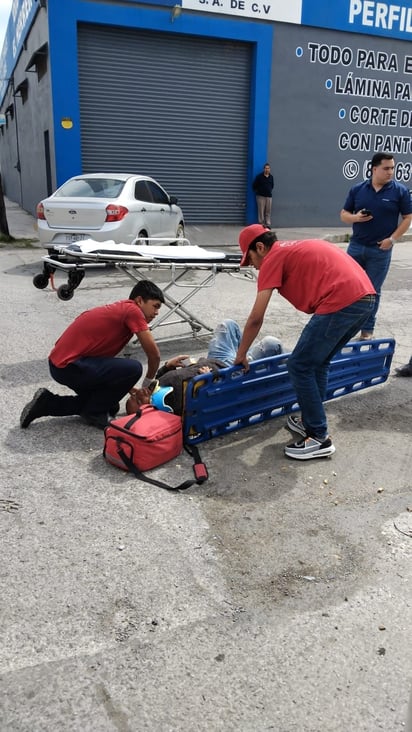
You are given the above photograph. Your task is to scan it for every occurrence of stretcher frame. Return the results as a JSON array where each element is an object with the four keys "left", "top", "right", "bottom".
[
  {"left": 33, "top": 243, "right": 254, "bottom": 340},
  {"left": 183, "top": 338, "right": 395, "bottom": 444}
]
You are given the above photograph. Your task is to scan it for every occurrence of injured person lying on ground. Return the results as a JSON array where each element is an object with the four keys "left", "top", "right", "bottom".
[{"left": 126, "top": 318, "right": 284, "bottom": 416}]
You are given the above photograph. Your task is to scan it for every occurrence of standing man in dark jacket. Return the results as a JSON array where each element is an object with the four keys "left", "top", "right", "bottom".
[{"left": 252, "top": 163, "right": 274, "bottom": 228}]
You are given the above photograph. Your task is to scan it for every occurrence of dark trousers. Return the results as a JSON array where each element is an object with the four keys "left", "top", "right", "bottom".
[{"left": 48, "top": 356, "right": 142, "bottom": 416}]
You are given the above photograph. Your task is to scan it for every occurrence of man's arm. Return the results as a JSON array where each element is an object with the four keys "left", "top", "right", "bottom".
[
  {"left": 134, "top": 329, "right": 160, "bottom": 380},
  {"left": 340, "top": 208, "right": 354, "bottom": 224},
  {"left": 234, "top": 289, "right": 273, "bottom": 369},
  {"left": 378, "top": 213, "right": 412, "bottom": 250},
  {"left": 340, "top": 208, "right": 373, "bottom": 224},
  {"left": 392, "top": 213, "right": 412, "bottom": 241}
]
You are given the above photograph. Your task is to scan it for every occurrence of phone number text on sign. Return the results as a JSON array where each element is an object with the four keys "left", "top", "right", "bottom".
[{"left": 362, "top": 158, "right": 412, "bottom": 181}]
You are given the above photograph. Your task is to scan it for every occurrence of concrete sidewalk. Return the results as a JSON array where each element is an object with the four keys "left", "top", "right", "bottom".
[
  {"left": 3, "top": 195, "right": 353, "bottom": 247},
  {"left": 5, "top": 194, "right": 412, "bottom": 247},
  {"left": 4, "top": 194, "right": 412, "bottom": 248},
  {"left": 2, "top": 197, "right": 40, "bottom": 241}
]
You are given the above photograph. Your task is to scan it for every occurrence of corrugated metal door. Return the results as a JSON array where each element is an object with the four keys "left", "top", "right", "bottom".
[{"left": 77, "top": 24, "right": 251, "bottom": 224}]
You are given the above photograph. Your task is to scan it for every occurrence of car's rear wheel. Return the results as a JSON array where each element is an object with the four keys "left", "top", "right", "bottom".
[
  {"left": 171, "top": 223, "right": 187, "bottom": 245},
  {"left": 135, "top": 230, "right": 149, "bottom": 246}
]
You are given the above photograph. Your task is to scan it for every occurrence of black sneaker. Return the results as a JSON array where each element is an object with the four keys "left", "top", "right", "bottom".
[
  {"left": 20, "top": 388, "right": 53, "bottom": 428},
  {"left": 395, "top": 363, "right": 412, "bottom": 377},
  {"left": 286, "top": 414, "right": 307, "bottom": 437},
  {"left": 81, "top": 412, "right": 109, "bottom": 430},
  {"left": 108, "top": 402, "right": 120, "bottom": 417},
  {"left": 284, "top": 435, "right": 335, "bottom": 460}
]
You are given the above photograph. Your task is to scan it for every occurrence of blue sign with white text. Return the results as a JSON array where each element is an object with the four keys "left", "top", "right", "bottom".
[{"left": 301, "top": 0, "right": 412, "bottom": 41}]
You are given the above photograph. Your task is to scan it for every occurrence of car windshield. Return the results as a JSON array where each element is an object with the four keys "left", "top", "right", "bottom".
[{"left": 55, "top": 178, "right": 126, "bottom": 198}]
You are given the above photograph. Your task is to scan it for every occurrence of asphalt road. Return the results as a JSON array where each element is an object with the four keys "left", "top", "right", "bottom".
[{"left": 1, "top": 202, "right": 411, "bottom": 731}]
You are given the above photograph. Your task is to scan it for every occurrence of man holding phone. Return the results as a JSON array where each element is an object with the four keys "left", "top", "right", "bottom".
[{"left": 340, "top": 152, "right": 412, "bottom": 340}]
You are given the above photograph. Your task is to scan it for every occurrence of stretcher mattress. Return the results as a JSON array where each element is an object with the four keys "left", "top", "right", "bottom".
[{"left": 59, "top": 239, "right": 230, "bottom": 262}]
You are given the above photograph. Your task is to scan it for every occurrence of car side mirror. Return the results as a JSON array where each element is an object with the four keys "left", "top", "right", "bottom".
[{"left": 169, "top": 195, "right": 178, "bottom": 205}]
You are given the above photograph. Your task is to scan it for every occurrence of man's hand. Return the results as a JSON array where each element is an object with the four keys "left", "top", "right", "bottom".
[
  {"left": 234, "top": 352, "right": 250, "bottom": 372},
  {"left": 356, "top": 209, "right": 373, "bottom": 222},
  {"left": 126, "top": 387, "right": 151, "bottom": 414},
  {"left": 165, "top": 355, "right": 190, "bottom": 369},
  {"left": 377, "top": 237, "right": 394, "bottom": 251}
]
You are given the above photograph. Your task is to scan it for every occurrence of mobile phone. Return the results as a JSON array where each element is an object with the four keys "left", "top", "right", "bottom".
[
  {"left": 360, "top": 208, "right": 372, "bottom": 216},
  {"left": 181, "top": 357, "right": 196, "bottom": 367}
]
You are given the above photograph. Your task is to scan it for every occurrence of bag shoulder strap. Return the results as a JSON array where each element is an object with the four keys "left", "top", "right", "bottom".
[
  {"left": 117, "top": 443, "right": 208, "bottom": 492},
  {"left": 184, "top": 443, "right": 208, "bottom": 483}
]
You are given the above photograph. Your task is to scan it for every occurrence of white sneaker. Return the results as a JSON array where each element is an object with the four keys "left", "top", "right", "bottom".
[
  {"left": 284, "top": 436, "right": 335, "bottom": 460},
  {"left": 286, "top": 414, "right": 306, "bottom": 437}
]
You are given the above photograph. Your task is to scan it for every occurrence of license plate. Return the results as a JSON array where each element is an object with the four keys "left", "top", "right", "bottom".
[{"left": 65, "top": 234, "right": 87, "bottom": 242}]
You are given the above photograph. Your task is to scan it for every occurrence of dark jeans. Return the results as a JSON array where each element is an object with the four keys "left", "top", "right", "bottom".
[
  {"left": 347, "top": 239, "right": 392, "bottom": 332},
  {"left": 287, "top": 296, "right": 375, "bottom": 441},
  {"left": 48, "top": 356, "right": 142, "bottom": 416}
]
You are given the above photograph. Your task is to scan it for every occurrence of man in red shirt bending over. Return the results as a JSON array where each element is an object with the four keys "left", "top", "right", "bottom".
[
  {"left": 234, "top": 225, "right": 376, "bottom": 460},
  {"left": 20, "top": 280, "right": 164, "bottom": 430}
]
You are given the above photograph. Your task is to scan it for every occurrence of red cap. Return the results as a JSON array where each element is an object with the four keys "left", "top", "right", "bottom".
[{"left": 238, "top": 224, "right": 268, "bottom": 266}]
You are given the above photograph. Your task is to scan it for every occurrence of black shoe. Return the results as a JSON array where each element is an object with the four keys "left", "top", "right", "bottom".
[
  {"left": 81, "top": 412, "right": 109, "bottom": 430},
  {"left": 108, "top": 402, "right": 120, "bottom": 417},
  {"left": 284, "top": 435, "right": 335, "bottom": 460},
  {"left": 395, "top": 364, "right": 412, "bottom": 377},
  {"left": 20, "top": 388, "right": 53, "bottom": 428}
]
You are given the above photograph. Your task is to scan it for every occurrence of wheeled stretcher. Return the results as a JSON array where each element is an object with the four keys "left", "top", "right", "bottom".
[
  {"left": 33, "top": 239, "right": 254, "bottom": 339},
  {"left": 183, "top": 338, "right": 395, "bottom": 444}
]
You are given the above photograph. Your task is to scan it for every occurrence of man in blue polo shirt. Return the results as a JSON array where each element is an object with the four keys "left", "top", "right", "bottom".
[{"left": 340, "top": 152, "right": 412, "bottom": 339}]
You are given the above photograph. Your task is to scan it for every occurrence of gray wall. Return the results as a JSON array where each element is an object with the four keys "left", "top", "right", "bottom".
[
  {"left": 0, "top": 11, "right": 54, "bottom": 215},
  {"left": 267, "top": 23, "right": 412, "bottom": 227}
]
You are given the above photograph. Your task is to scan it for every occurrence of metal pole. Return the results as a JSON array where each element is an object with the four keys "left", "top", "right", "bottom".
[{"left": 11, "top": 76, "right": 24, "bottom": 208}]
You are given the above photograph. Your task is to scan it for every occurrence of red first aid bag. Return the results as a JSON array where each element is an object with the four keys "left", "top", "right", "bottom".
[
  {"left": 104, "top": 405, "right": 183, "bottom": 472},
  {"left": 103, "top": 405, "right": 208, "bottom": 491}
]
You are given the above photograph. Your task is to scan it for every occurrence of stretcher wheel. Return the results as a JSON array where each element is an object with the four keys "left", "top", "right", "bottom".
[
  {"left": 33, "top": 273, "right": 49, "bottom": 289},
  {"left": 57, "top": 284, "right": 74, "bottom": 301}
]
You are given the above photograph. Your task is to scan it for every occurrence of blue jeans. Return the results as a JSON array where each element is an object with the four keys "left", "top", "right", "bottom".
[
  {"left": 287, "top": 296, "right": 375, "bottom": 441},
  {"left": 49, "top": 356, "right": 142, "bottom": 417},
  {"left": 207, "top": 319, "right": 283, "bottom": 366},
  {"left": 347, "top": 239, "right": 392, "bottom": 332}
]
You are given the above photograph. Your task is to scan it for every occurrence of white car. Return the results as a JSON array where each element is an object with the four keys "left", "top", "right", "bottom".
[{"left": 36, "top": 173, "right": 185, "bottom": 249}]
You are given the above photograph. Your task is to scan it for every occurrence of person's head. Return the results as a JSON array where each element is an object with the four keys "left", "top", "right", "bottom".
[
  {"left": 238, "top": 224, "right": 277, "bottom": 268},
  {"left": 371, "top": 152, "right": 395, "bottom": 185},
  {"left": 263, "top": 163, "right": 271, "bottom": 175},
  {"left": 126, "top": 385, "right": 175, "bottom": 414},
  {"left": 129, "top": 280, "right": 165, "bottom": 323}
]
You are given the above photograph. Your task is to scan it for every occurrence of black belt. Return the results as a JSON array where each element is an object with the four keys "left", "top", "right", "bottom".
[{"left": 359, "top": 294, "right": 375, "bottom": 301}]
